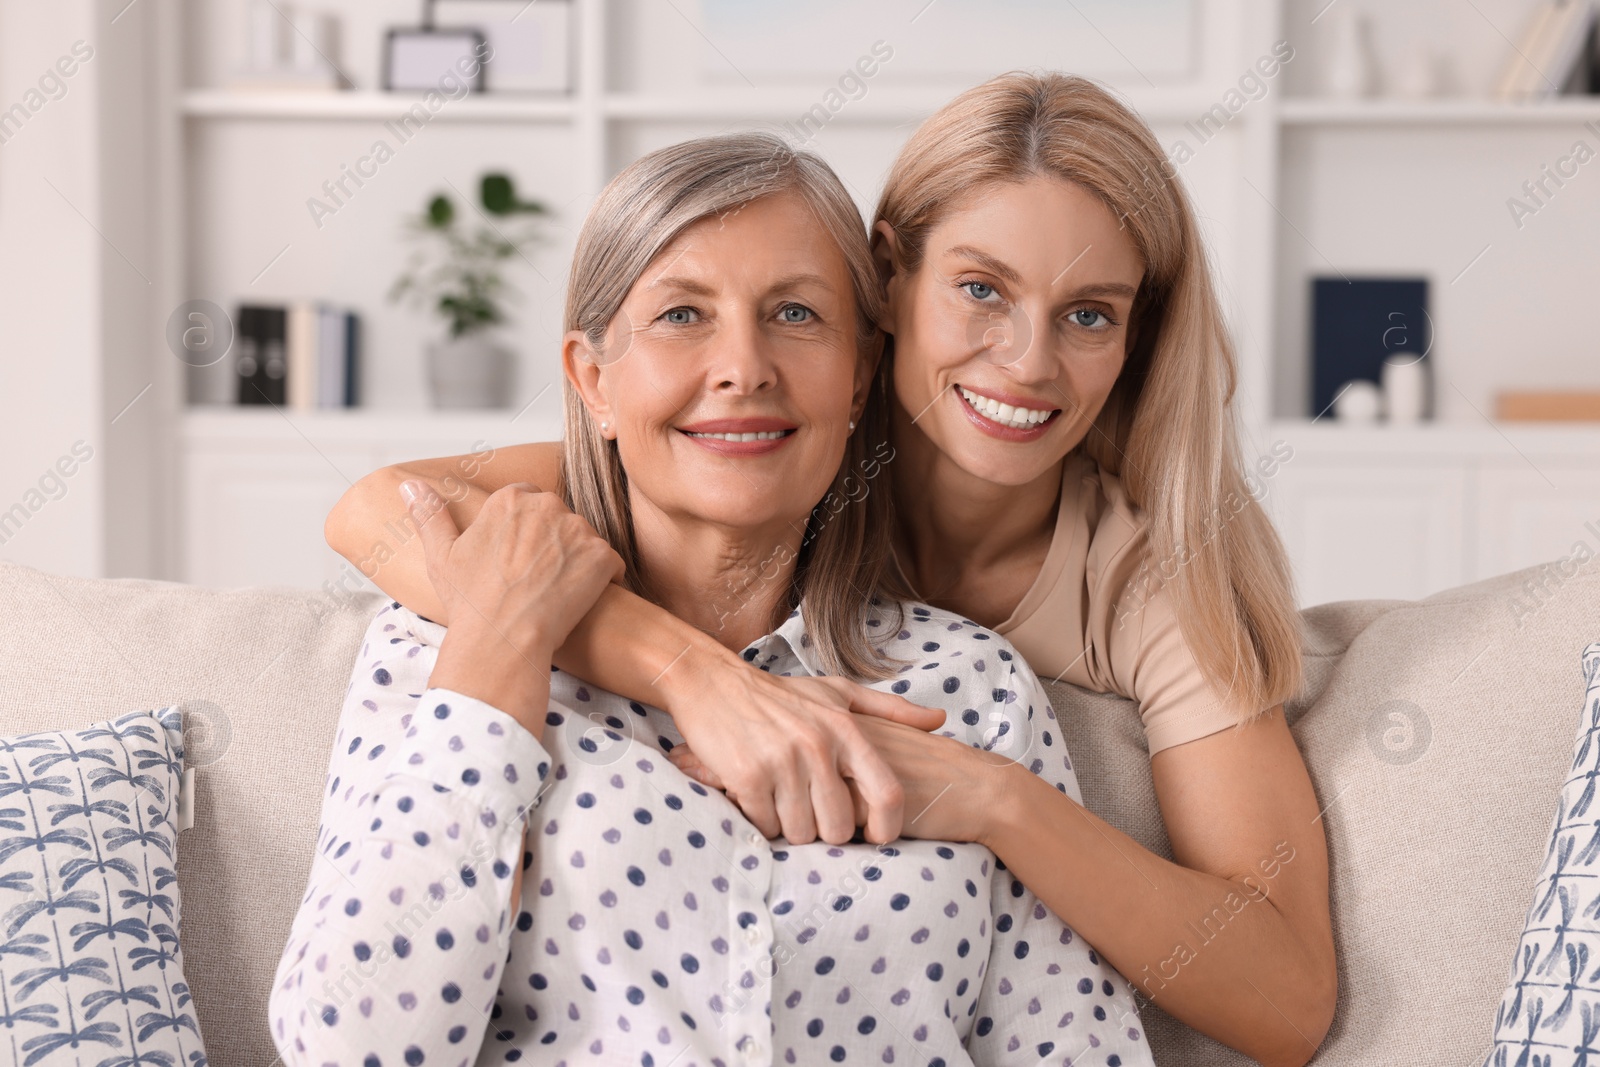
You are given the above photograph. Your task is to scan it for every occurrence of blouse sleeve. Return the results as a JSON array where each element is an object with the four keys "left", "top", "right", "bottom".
[
  {"left": 963, "top": 654, "right": 1152, "bottom": 1065},
  {"left": 268, "top": 608, "right": 553, "bottom": 1067}
]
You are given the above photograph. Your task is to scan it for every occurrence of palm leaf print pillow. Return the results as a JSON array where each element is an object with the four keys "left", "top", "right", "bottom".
[
  {"left": 1485, "top": 641, "right": 1600, "bottom": 1065},
  {"left": 0, "top": 707, "right": 206, "bottom": 1067}
]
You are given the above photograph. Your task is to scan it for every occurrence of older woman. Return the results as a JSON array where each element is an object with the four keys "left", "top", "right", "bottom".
[{"left": 269, "top": 134, "right": 1151, "bottom": 1067}]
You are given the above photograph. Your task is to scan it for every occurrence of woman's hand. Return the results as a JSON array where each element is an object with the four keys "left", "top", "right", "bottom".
[
  {"left": 410, "top": 479, "right": 625, "bottom": 731},
  {"left": 658, "top": 665, "right": 948, "bottom": 848},
  {"left": 665, "top": 695, "right": 1005, "bottom": 846}
]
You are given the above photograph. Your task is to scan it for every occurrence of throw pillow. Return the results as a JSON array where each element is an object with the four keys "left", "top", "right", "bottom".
[
  {"left": 0, "top": 706, "right": 206, "bottom": 1067},
  {"left": 1485, "top": 640, "right": 1600, "bottom": 1065}
]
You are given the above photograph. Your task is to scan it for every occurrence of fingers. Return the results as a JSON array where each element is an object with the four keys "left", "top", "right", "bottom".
[
  {"left": 836, "top": 737, "right": 906, "bottom": 846},
  {"left": 807, "top": 762, "right": 858, "bottom": 845},
  {"left": 665, "top": 747, "right": 728, "bottom": 790},
  {"left": 844, "top": 682, "right": 947, "bottom": 732},
  {"left": 400, "top": 479, "right": 461, "bottom": 588},
  {"left": 772, "top": 765, "right": 819, "bottom": 847}
]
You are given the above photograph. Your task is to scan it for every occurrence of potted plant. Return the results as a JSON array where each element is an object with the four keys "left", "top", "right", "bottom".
[{"left": 389, "top": 173, "right": 548, "bottom": 408}]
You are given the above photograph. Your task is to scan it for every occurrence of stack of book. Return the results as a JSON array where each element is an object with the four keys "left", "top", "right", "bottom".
[
  {"left": 236, "top": 303, "right": 360, "bottom": 409},
  {"left": 1494, "top": 0, "right": 1599, "bottom": 100}
]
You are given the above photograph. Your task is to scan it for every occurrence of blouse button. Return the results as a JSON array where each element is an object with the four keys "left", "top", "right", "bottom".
[
  {"left": 743, "top": 925, "right": 761, "bottom": 946},
  {"left": 745, "top": 830, "right": 762, "bottom": 847}
]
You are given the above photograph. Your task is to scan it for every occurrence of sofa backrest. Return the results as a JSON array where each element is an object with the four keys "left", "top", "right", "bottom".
[{"left": 2, "top": 557, "right": 1597, "bottom": 1065}]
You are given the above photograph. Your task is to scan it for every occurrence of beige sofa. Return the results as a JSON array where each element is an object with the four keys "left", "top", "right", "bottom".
[{"left": 1, "top": 555, "right": 1594, "bottom": 1065}]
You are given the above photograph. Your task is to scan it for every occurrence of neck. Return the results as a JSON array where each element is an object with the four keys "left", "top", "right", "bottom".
[
  {"left": 630, "top": 499, "right": 805, "bottom": 654},
  {"left": 889, "top": 396, "right": 1063, "bottom": 594}
]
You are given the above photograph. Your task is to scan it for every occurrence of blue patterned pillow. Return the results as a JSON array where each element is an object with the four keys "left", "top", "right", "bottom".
[
  {"left": 1486, "top": 641, "right": 1600, "bottom": 1066},
  {"left": 0, "top": 707, "right": 206, "bottom": 1067}
]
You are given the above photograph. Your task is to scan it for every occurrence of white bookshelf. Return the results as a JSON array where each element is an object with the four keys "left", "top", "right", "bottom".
[{"left": 168, "top": 0, "right": 1600, "bottom": 601}]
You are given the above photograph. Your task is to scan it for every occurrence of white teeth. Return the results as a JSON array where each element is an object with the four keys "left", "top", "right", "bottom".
[
  {"left": 958, "top": 386, "right": 1055, "bottom": 430},
  {"left": 685, "top": 430, "right": 789, "bottom": 441}
]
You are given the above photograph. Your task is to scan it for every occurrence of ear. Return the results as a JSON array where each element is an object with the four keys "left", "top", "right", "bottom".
[
  {"left": 562, "top": 328, "right": 614, "bottom": 437},
  {"left": 849, "top": 331, "right": 884, "bottom": 427},
  {"left": 870, "top": 220, "right": 904, "bottom": 334}
]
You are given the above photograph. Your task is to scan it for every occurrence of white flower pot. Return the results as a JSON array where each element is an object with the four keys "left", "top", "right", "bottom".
[{"left": 426, "top": 332, "right": 514, "bottom": 409}]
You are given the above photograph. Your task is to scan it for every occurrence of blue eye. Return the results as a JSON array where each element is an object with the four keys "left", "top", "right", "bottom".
[
  {"left": 661, "top": 307, "right": 696, "bottom": 325},
  {"left": 1071, "top": 308, "right": 1109, "bottom": 328},
  {"left": 961, "top": 282, "right": 996, "bottom": 301},
  {"left": 779, "top": 304, "right": 814, "bottom": 323}
]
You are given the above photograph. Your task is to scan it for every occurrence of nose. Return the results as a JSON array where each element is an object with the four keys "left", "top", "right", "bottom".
[
  {"left": 709, "top": 309, "right": 778, "bottom": 395},
  {"left": 983, "top": 301, "right": 1061, "bottom": 387}
]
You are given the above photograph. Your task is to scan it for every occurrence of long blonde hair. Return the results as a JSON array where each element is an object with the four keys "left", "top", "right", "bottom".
[
  {"left": 560, "top": 132, "right": 903, "bottom": 680},
  {"left": 875, "top": 72, "right": 1303, "bottom": 717}
]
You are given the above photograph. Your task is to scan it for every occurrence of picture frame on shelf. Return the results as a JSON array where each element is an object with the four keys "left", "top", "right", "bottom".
[
  {"left": 433, "top": 0, "right": 573, "bottom": 93},
  {"left": 381, "top": 27, "right": 486, "bottom": 92}
]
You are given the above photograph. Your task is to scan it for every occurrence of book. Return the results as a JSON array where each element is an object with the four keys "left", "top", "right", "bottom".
[
  {"left": 1310, "top": 277, "right": 1431, "bottom": 420},
  {"left": 1496, "top": 0, "right": 1599, "bottom": 100},
  {"left": 317, "top": 305, "right": 344, "bottom": 408},
  {"left": 236, "top": 305, "right": 287, "bottom": 406},
  {"left": 286, "top": 301, "right": 318, "bottom": 410},
  {"left": 1496, "top": 1, "right": 1557, "bottom": 100},
  {"left": 343, "top": 311, "right": 361, "bottom": 407}
]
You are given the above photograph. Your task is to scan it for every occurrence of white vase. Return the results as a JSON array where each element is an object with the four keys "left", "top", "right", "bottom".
[
  {"left": 426, "top": 332, "right": 514, "bottom": 409},
  {"left": 1323, "top": 11, "right": 1377, "bottom": 99}
]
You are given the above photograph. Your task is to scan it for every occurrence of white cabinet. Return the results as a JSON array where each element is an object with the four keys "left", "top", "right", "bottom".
[
  {"left": 180, "top": 409, "right": 562, "bottom": 590},
  {"left": 1474, "top": 461, "right": 1600, "bottom": 580},
  {"left": 1267, "top": 458, "right": 1467, "bottom": 605},
  {"left": 1267, "top": 423, "right": 1600, "bottom": 607}
]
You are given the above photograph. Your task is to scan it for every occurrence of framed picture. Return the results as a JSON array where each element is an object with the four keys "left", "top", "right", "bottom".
[
  {"left": 434, "top": 0, "right": 573, "bottom": 93},
  {"left": 382, "top": 27, "right": 486, "bottom": 92}
]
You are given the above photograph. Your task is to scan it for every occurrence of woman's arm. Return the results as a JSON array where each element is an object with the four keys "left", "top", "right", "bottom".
[
  {"left": 271, "top": 486, "right": 620, "bottom": 1064},
  {"left": 980, "top": 707, "right": 1336, "bottom": 1067},
  {"left": 328, "top": 448, "right": 946, "bottom": 847},
  {"left": 267, "top": 611, "right": 555, "bottom": 1065}
]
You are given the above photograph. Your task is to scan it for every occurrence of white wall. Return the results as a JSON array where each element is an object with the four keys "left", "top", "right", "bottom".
[{"left": 0, "top": 0, "right": 169, "bottom": 579}]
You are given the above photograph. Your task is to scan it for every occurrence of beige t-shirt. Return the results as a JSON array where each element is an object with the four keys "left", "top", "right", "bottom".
[{"left": 905, "top": 452, "right": 1249, "bottom": 756}]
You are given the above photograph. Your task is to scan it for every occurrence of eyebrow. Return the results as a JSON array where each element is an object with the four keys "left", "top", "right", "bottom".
[
  {"left": 943, "top": 245, "right": 1021, "bottom": 285},
  {"left": 942, "top": 245, "right": 1139, "bottom": 302},
  {"left": 646, "top": 272, "right": 838, "bottom": 297}
]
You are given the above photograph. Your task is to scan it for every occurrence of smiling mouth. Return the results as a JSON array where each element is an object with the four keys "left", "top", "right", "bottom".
[
  {"left": 680, "top": 429, "right": 795, "bottom": 442},
  {"left": 956, "top": 385, "right": 1060, "bottom": 430}
]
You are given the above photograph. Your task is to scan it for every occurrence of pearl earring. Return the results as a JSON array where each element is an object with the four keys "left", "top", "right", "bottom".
[
  {"left": 600, "top": 421, "right": 608, "bottom": 433},
  {"left": 848, "top": 420, "right": 856, "bottom": 431}
]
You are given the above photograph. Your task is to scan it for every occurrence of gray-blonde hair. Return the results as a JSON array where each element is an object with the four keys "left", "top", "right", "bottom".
[
  {"left": 875, "top": 72, "right": 1303, "bottom": 719},
  {"left": 560, "top": 132, "right": 903, "bottom": 680}
]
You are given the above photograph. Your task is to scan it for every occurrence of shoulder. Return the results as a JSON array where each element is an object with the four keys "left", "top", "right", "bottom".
[{"left": 867, "top": 599, "right": 1051, "bottom": 738}]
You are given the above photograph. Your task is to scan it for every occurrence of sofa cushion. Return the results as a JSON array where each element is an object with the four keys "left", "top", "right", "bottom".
[
  {"left": 1482, "top": 639, "right": 1600, "bottom": 1062},
  {"left": 3, "top": 556, "right": 1599, "bottom": 1065},
  {"left": 0, "top": 705, "right": 206, "bottom": 1067},
  {"left": 0, "top": 561, "right": 384, "bottom": 1067}
]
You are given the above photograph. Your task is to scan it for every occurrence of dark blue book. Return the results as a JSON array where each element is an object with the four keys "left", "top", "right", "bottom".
[
  {"left": 343, "top": 312, "right": 360, "bottom": 407},
  {"left": 1310, "top": 277, "right": 1430, "bottom": 418}
]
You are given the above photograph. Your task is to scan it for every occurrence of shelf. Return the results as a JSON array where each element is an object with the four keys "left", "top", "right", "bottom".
[
  {"left": 1267, "top": 418, "right": 1600, "bottom": 456},
  {"left": 1277, "top": 97, "right": 1600, "bottom": 126},
  {"left": 182, "top": 86, "right": 1225, "bottom": 127},
  {"left": 181, "top": 89, "right": 577, "bottom": 122},
  {"left": 182, "top": 405, "right": 565, "bottom": 445}
]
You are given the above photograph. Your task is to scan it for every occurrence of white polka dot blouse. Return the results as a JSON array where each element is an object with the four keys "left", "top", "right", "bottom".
[{"left": 268, "top": 598, "right": 1152, "bottom": 1067}]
